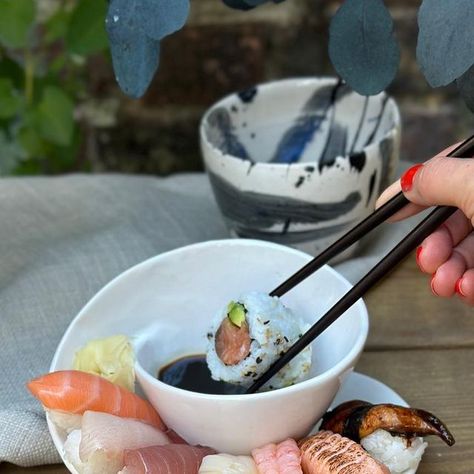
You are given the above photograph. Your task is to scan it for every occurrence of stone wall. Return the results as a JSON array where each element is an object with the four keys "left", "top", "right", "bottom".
[{"left": 89, "top": 0, "right": 474, "bottom": 174}]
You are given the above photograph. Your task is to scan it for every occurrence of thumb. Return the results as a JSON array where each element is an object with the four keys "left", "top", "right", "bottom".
[{"left": 401, "top": 156, "right": 474, "bottom": 223}]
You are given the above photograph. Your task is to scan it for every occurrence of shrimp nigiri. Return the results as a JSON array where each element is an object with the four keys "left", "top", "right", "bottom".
[
  {"left": 27, "top": 370, "right": 165, "bottom": 429},
  {"left": 252, "top": 438, "right": 302, "bottom": 474},
  {"left": 120, "top": 444, "right": 216, "bottom": 473}
]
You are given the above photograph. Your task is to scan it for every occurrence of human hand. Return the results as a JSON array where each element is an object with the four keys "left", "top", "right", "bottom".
[{"left": 376, "top": 143, "right": 474, "bottom": 304}]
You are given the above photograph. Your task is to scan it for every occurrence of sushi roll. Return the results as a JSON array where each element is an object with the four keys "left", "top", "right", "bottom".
[
  {"left": 206, "top": 291, "right": 312, "bottom": 389},
  {"left": 320, "top": 400, "right": 455, "bottom": 474}
]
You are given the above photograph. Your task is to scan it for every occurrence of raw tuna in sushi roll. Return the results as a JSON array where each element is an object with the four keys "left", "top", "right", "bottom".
[{"left": 206, "top": 291, "right": 312, "bottom": 390}]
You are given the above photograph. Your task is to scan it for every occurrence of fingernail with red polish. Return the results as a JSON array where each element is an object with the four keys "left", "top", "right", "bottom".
[
  {"left": 455, "top": 278, "right": 465, "bottom": 297},
  {"left": 401, "top": 164, "right": 423, "bottom": 193},
  {"left": 416, "top": 246, "right": 423, "bottom": 270},
  {"left": 430, "top": 273, "right": 438, "bottom": 296}
]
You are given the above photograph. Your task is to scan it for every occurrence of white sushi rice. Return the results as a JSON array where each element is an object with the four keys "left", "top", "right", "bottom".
[
  {"left": 199, "top": 453, "right": 258, "bottom": 473},
  {"left": 206, "top": 291, "right": 312, "bottom": 390},
  {"left": 361, "top": 429, "right": 427, "bottom": 474}
]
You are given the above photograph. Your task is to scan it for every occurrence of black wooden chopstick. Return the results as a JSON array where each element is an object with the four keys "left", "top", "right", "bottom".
[
  {"left": 247, "top": 135, "right": 474, "bottom": 394},
  {"left": 270, "top": 135, "right": 474, "bottom": 298}
]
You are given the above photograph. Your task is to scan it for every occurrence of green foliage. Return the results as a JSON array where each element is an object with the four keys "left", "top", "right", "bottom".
[
  {"left": 0, "top": 0, "right": 110, "bottom": 175},
  {"left": 0, "top": 78, "right": 23, "bottom": 118},
  {"left": 67, "top": 0, "right": 109, "bottom": 55},
  {"left": 0, "top": 0, "right": 36, "bottom": 48},
  {"left": 35, "top": 86, "right": 74, "bottom": 146}
]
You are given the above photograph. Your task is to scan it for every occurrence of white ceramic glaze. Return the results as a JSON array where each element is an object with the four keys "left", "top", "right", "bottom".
[
  {"left": 49, "top": 239, "right": 369, "bottom": 461},
  {"left": 200, "top": 78, "right": 401, "bottom": 259}
]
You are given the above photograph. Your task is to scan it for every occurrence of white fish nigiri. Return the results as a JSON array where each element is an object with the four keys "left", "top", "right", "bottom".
[
  {"left": 199, "top": 453, "right": 258, "bottom": 473},
  {"left": 64, "top": 430, "right": 83, "bottom": 471},
  {"left": 48, "top": 409, "right": 82, "bottom": 433},
  {"left": 77, "top": 411, "right": 169, "bottom": 474}
]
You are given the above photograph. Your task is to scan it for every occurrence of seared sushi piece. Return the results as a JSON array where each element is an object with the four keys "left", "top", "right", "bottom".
[
  {"left": 299, "top": 431, "right": 389, "bottom": 474},
  {"left": 320, "top": 400, "right": 455, "bottom": 474},
  {"left": 206, "top": 291, "right": 311, "bottom": 389}
]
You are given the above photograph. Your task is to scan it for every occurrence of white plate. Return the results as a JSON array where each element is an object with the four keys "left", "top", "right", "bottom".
[
  {"left": 51, "top": 370, "right": 407, "bottom": 473},
  {"left": 333, "top": 371, "right": 407, "bottom": 407}
]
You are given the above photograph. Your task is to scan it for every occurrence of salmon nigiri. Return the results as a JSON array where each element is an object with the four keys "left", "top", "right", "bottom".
[
  {"left": 27, "top": 370, "right": 165, "bottom": 430},
  {"left": 120, "top": 444, "right": 216, "bottom": 474},
  {"left": 252, "top": 438, "right": 302, "bottom": 474}
]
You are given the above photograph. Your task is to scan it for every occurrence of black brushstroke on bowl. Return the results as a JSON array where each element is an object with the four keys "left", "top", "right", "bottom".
[
  {"left": 233, "top": 222, "right": 355, "bottom": 245},
  {"left": 366, "top": 170, "right": 378, "bottom": 207},
  {"left": 349, "top": 151, "right": 366, "bottom": 172},
  {"left": 208, "top": 171, "right": 361, "bottom": 231},
  {"left": 238, "top": 86, "right": 258, "bottom": 103},
  {"left": 319, "top": 122, "right": 348, "bottom": 171},
  {"left": 349, "top": 96, "right": 369, "bottom": 154},
  {"left": 378, "top": 136, "right": 395, "bottom": 196},
  {"left": 206, "top": 107, "right": 250, "bottom": 160},
  {"left": 364, "top": 94, "right": 389, "bottom": 147}
]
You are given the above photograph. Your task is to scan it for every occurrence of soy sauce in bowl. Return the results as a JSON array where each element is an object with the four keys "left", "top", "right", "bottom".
[{"left": 158, "top": 354, "right": 246, "bottom": 395}]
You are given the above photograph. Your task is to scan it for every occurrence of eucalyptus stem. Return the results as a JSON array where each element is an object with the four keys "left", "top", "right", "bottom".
[{"left": 24, "top": 49, "right": 34, "bottom": 105}]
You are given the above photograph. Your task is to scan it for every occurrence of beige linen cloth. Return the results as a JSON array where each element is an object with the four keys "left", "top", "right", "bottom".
[{"left": 0, "top": 166, "right": 424, "bottom": 466}]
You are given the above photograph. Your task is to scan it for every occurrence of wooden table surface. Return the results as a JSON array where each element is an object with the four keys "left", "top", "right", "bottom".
[{"left": 4, "top": 253, "right": 474, "bottom": 473}]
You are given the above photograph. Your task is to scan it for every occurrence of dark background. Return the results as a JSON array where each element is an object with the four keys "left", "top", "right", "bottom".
[{"left": 52, "top": 0, "right": 474, "bottom": 174}]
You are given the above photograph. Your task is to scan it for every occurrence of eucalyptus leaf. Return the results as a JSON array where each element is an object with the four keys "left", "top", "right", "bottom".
[
  {"left": 35, "top": 86, "right": 74, "bottom": 146},
  {"left": 67, "top": 0, "right": 109, "bottom": 55},
  {"left": 329, "top": 0, "right": 400, "bottom": 95},
  {"left": 107, "top": 0, "right": 189, "bottom": 41},
  {"left": 0, "top": 0, "right": 36, "bottom": 49},
  {"left": 222, "top": 0, "right": 255, "bottom": 10},
  {"left": 417, "top": 0, "right": 474, "bottom": 88},
  {"left": 244, "top": 0, "right": 270, "bottom": 5},
  {"left": 457, "top": 65, "right": 474, "bottom": 113},
  {"left": 106, "top": 17, "right": 161, "bottom": 98},
  {"left": 0, "top": 78, "right": 22, "bottom": 119}
]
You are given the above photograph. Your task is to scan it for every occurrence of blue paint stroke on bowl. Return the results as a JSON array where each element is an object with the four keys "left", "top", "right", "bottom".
[
  {"left": 206, "top": 107, "right": 251, "bottom": 160},
  {"left": 270, "top": 82, "right": 351, "bottom": 165},
  {"left": 208, "top": 171, "right": 361, "bottom": 230}
]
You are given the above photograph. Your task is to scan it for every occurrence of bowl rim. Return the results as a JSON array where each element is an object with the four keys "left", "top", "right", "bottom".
[
  {"left": 199, "top": 76, "right": 401, "bottom": 169},
  {"left": 126, "top": 239, "right": 369, "bottom": 401},
  {"left": 50, "top": 239, "right": 369, "bottom": 402}
]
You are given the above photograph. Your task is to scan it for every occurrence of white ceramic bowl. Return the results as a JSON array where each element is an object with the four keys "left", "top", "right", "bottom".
[
  {"left": 200, "top": 77, "right": 401, "bottom": 259},
  {"left": 49, "top": 239, "right": 368, "bottom": 461}
]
